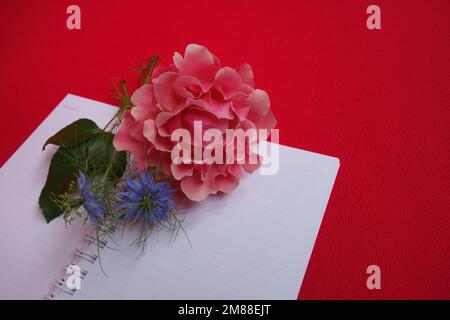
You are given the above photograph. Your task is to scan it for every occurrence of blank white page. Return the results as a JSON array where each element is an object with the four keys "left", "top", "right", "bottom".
[{"left": 0, "top": 94, "right": 339, "bottom": 300}]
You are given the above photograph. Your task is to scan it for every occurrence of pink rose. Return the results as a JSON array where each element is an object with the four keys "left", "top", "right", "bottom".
[{"left": 114, "top": 44, "right": 276, "bottom": 201}]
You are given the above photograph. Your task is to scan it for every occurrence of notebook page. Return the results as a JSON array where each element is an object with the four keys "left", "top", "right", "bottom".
[
  {"left": 61, "top": 143, "right": 340, "bottom": 298},
  {"left": 0, "top": 94, "right": 339, "bottom": 299},
  {"left": 0, "top": 94, "right": 117, "bottom": 299}
]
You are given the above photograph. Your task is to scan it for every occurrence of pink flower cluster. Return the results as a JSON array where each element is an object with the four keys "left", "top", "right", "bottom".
[{"left": 113, "top": 44, "right": 276, "bottom": 201}]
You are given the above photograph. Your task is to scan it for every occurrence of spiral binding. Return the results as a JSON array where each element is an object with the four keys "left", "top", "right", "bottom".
[
  {"left": 45, "top": 232, "right": 108, "bottom": 299},
  {"left": 66, "top": 263, "right": 88, "bottom": 279},
  {"left": 74, "top": 247, "right": 98, "bottom": 263},
  {"left": 53, "top": 278, "right": 77, "bottom": 295},
  {"left": 84, "top": 235, "right": 107, "bottom": 249}
]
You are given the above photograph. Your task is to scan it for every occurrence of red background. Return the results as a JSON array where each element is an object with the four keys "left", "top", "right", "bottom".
[{"left": 0, "top": 0, "right": 448, "bottom": 299}]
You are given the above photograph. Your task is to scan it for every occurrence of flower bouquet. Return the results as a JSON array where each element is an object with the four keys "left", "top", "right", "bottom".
[{"left": 39, "top": 44, "right": 277, "bottom": 256}]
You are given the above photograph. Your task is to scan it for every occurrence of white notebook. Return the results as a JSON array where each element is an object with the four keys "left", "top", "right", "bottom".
[{"left": 0, "top": 94, "right": 339, "bottom": 300}]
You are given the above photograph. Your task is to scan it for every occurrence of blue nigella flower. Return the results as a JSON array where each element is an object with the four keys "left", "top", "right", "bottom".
[
  {"left": 118, "top": 171, "right": 176, "bottom": 225},
  {"left": 77, "top": 170, "right": 106, "bottom": 227}
]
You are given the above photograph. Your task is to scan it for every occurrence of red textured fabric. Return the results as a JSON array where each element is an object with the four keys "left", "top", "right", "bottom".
[{"left": 0, "top": 0, "right": 448, "bottom": 299}]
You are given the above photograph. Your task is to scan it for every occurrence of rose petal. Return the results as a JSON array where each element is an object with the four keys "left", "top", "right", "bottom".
[
  {"left": 231, "top": 101, "right": 251, "bottom": 121},
  {"left": 241, "top": 153, "right": 262, "bottom": 173},
  {"left": 214, "top": 173, "right": 240, "bottom": 193},
  {"left": 238, "top": 63, "right": 254, "bottom": 86},
  {"left": 228, "top": 163, "right": 242, "bottom": 178},
  {"left": 153, "top": 71, "right": 180, "bottom": 111},
  {"left": 171, "top": 163, "right": 195, "bottom": 180},
  {"left": 156, "top": 112, "right": 182, "bottom": 137},
  {"left": 215, "top": 67, "right": 241, "bottom": 96},
  {"left": 249, "top": 109, "right": 277, "bottom": 131},
  {"left": 175, "top": 44, "right": 220, "bottom": 92},
  {"left": 143, "top": 119, "right": 157, "bottom": 144},
  {"left": 174, "top": 75, "right": 203, "bottom": 99},
  {"left": 113, "top": 113, "right": 149, "bottom": 170},
  {"left": 248, "top": 89, "right": 270, "bottom": 118},
  {"left": 130, "top": 84, "right": 155, "bottom": 122},
  {"left": 203, "top": 91, "right": 234, "bottom": 119},
  {"left": 180, "top": 174, "right": 216, "bottom": 201}
]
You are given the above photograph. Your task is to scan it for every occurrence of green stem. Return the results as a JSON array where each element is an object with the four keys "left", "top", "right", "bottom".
[
  {"left": 143, "top": 55, "right": 159, "bottom": 84},
  {"left": 103, "top": 80, "right": 131, "bottom": 131},
  {"left": 103, "top": 114, "right": 117, "bottom": 131},
  {"left": 120, "top": 80, "right": 130, "bottom": 100},
  {"left": 102, "top": 150, "right": 117, "bottom": 182}
]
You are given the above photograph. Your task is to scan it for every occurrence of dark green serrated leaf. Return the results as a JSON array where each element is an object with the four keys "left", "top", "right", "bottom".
[{"left": 42, "top": 118, "right": 102, "bottom": 150}]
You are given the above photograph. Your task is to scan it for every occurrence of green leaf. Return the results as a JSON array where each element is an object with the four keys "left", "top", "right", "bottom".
[
  {"left": 39, "top": 146, "right": 80, "bottom": 223},
  {"left": 87, "top": 132, "right": 127, "bottom": 180},
  {"left": 39, "top": 130, "right": 127, "bottom": 223},
  {"left": 42, "top": 118, "right": 102, "bottom": 150}
]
